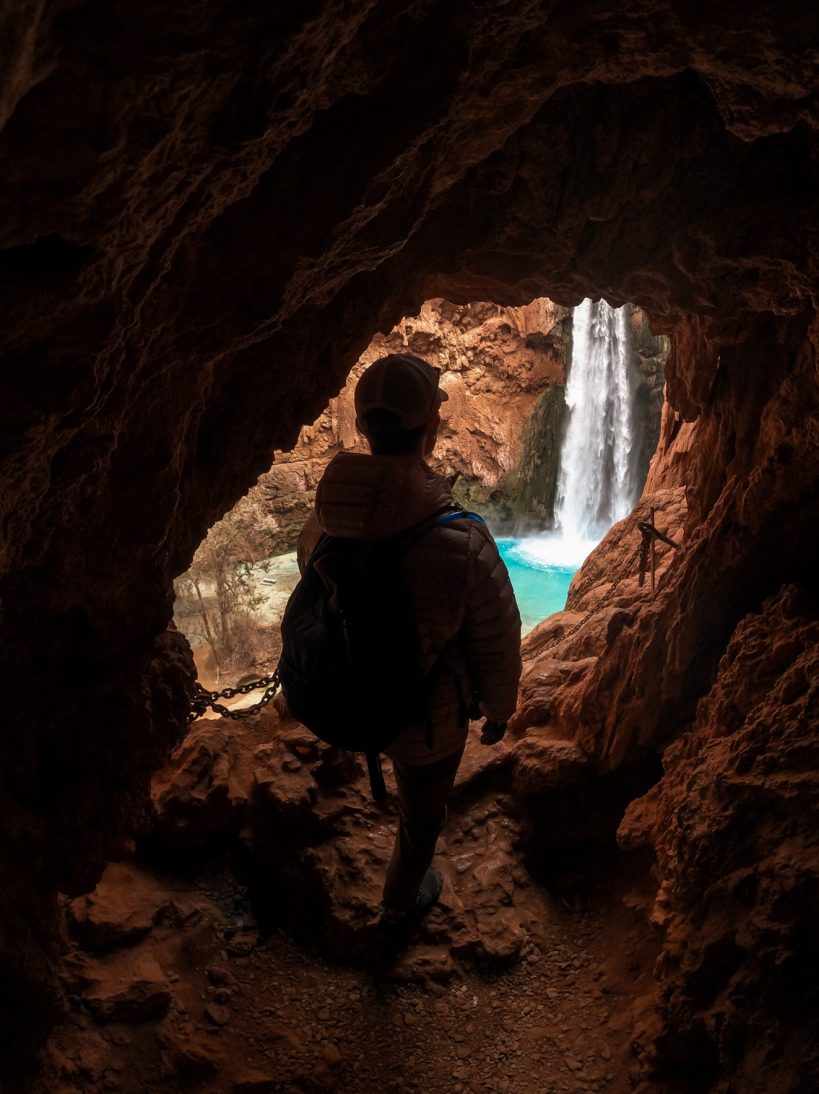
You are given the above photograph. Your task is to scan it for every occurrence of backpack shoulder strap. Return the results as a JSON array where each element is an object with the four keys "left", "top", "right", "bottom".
[
  {"left": 432, "top": 508, "right": 485, "bottom": 528},
  {"left": 394, "top": 505, "right": 485, "bottom": 553}
]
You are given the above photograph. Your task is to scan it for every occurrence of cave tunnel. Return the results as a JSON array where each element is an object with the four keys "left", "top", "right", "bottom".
[{"left": 1, "top": 2, "right": 818, "bottom": 1092}]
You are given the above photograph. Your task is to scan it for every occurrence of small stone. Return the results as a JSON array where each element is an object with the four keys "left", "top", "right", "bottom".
[
  {"left": 233, "top": 1070, "right": 277, "bottom": 1093},
  {"left": 318, "top": 1008, "right": 331, "bottom": 1022},
  {"left": 205, "top": 1003, "right": 231, "bottom": 1026},
  {"left": 600, "top": 1045, "right": 612, "bottom": 1060},
  {"left": 455, "top": 1045, "right": 471, "bottom": 1059},
  {"left": 207, "top": 966, "right": 237, "bottom": 987},
  {"left": 321, "top": 1042, "right": 342, "bottom": 1067},
  {"left": 83, "top": 952, "right": 172, "bottom": 1024}
]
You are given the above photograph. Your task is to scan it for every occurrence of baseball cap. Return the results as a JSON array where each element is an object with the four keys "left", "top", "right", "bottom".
[{"left": 354, "top": 353, "right": 448, "bottom": 430}]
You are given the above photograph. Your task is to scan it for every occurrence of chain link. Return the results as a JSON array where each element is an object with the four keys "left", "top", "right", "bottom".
[{"left": 187, "top": 670, "right": 281, "bottom": 723}]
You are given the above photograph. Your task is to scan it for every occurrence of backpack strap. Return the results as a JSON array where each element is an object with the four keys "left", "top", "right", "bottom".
[
  {"left": 432, "top": 509, "right": 485, "bottom": 528},
  {"left": 395, "top": 506, "right": 485, "bottom": 553},
  {"left": 366, "top": 750, "right": 388, "bottom": 803}
]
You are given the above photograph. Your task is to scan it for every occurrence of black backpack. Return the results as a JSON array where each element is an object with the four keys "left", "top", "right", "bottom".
[{"left": 278, "top": 506, "right": 483, "bottom": 799}]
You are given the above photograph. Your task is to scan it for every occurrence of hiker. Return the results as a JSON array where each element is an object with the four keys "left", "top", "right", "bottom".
[{"left": 293, "top": 353, "right": 522, "bottom": 926}]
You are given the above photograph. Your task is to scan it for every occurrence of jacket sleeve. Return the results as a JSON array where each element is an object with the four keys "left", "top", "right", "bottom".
[{"left": 462, "top": 524, "right": 522, "bottom": 722}]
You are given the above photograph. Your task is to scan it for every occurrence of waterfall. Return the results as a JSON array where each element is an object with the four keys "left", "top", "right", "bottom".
[
  {"left": 511, "top": 296, "right": 643, "bottom": 575},
  {"left": 553, "top": 298, "right": 639, "bottom": 544}
]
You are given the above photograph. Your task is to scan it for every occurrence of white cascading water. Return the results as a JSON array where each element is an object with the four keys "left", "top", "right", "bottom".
[{"left": 516, "top": 298, "right": 640, "bottom": 570}]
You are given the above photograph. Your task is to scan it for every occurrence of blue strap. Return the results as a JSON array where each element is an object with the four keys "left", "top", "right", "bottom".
[{"left": 434, "top": 510, "right": 485, "bottom": 527}]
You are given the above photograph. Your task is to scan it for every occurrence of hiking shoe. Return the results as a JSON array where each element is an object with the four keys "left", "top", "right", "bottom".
[
  {"left": 379, "top": 867, "right": 445, "bottom": 954},
  {"left": 415, "top": 867, "right": 443, "bottom": 914},
  {"left": 382, "top": 867, "right": 444, "bottom": 924}
]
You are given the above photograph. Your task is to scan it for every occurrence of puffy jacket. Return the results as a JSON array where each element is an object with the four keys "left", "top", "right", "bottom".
[{"left": 297, "top": 451, "right": 522, "bottom": 764}]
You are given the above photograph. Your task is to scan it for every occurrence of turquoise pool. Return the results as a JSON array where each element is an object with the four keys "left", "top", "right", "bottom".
[{"left": 496, "top": 537, "right": 580, "bottom": 635}]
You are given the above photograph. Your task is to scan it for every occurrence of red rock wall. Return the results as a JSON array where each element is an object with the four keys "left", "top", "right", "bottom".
[
  {"left": 619, "top": 585, "right": 819, "bottom": 1090},
  {"left": 1, "top": 2, "right": 818, "bottom": 1084}
]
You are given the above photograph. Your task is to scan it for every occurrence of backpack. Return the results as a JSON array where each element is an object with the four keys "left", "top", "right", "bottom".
[{"left": 278, "top": 506, "right": 484, "bottom": 799}]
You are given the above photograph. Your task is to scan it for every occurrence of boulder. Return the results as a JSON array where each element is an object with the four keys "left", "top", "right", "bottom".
[
  {"left": 150, "top": 723, "right": 252, "bottom": 849},
  {"left": 66, "top": 861, "right": 185, "bottom": 951},
  {"left": 81, "top": 952, "right": 172, "bottom": 1025}
]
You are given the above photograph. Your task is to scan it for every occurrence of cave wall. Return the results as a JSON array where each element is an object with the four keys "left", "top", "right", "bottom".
[
  {"left": 629, "top": 306, "right": 668, "bottom": 490},
  {"left": 1, "top": 1, "right": 818, "bottom": 1084}
]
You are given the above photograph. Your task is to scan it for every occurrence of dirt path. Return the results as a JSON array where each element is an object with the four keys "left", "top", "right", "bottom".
[
  {"left": 45, "top": 854, "right": 650, "bottom": 1094},
  {"left": 44, "top": 710, "right": 658, "bottom": 1093}
]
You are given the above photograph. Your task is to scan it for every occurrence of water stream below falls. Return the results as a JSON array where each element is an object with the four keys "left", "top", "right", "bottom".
[{"left": 496, "top": 538, "right": 577, "bottom": 635}]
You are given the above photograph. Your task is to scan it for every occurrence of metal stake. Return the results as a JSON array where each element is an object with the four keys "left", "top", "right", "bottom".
[{"left": 650, "top": 505, "right": 656, "bottom": 596}]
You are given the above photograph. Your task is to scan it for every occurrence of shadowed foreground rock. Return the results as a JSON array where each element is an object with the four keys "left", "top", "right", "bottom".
[
  {"left": 619, "top": 585, "right": 819, "bottom": 1091},
  {"left": 1, "top": 1, "right": 819, "bottom": 1087}
]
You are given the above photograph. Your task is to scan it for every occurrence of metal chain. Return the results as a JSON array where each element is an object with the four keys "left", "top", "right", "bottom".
[
  {"left": 187, "top": 669, "right": 281, "bottom": 723},
  {"left": 535, "top": 542, "right": 644, "bottom": 655}
]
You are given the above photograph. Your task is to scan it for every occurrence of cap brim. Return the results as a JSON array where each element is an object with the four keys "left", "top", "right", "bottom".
[{"left": 437, "top": 389, "right": 449, "bottom": 403}]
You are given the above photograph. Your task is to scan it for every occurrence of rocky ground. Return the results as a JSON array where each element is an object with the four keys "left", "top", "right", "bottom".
[{"left": 43, "top": 715, "right": 655, "bottom": 1094}]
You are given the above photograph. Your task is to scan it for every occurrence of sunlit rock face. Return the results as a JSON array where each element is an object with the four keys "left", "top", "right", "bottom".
[
  {"left": 1, "top": 2, "right": 818, "bottom": 1084},
  {"left": 212, "top": 296, "right": 569, "bottom": 560}
]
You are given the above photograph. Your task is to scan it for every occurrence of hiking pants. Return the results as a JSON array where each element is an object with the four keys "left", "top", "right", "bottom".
[{"left": 382, "top": 746, "right": 465, "bottom": 913}]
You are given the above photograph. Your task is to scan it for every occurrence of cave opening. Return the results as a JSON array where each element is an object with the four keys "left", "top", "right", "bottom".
[{"left": 173, "top": 293, "right": 669, "bottom": 685}]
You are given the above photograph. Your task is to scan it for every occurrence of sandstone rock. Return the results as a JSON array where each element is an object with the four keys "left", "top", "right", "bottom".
[
  {"left": 643, "top": 400, "right": 698, "bottom": 493},
  {"left": 252, "top": 744, "right": 318, "bottom": 819},
  {"left": 509, "top": 488, "right": 686, "bottom": 747},
  {"left": 150, "top": 723, "right": 251, "bottom": 849},
  {"left": 46, "top": 1027, "right": 113, "bottom": 1086},
  {"left": 81, "top": 952, "right": 172, "bottom": 1025},
  {"left": 512, "top": 738, "right": 590, "bottom": 797},
  {"left": 157, "top": 1018, "right": 219, "bottom": 1081},
  {"left": 321, "top": 1041, "right": 342, "bottom": 1067},
  {"left": 66, "top": 861, "right": 184, "bottom": 951},
  {"left": 388, "top": 945, "right": 458, "bottom": 985},
  {"left": 204, "top": 1003, "right": 230, "bottom": 1027},
  {"left": 452, "top": 909, "right": 526, "bottom": 971},
  {"left": 618, "top": 586, "right": 819, "bottom": 1088},
  {"left": 233, "top": 1071, "right": 278, "bottom": 1094},
  {"left": 206, "top": 965, "right": 237, "bottom": 987}
]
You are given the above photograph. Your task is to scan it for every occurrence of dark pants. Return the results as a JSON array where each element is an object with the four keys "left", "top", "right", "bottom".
[{"left": 382, "top": 746, "right": 465, "bottom": 912}]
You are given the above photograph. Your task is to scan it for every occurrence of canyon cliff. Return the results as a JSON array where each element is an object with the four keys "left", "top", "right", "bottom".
[
  {"left": 1, "top": 3, "right": 818, "bottom": 1091},
  {"left": 225, "top": 296, "right": 571, "bottom": 561}
]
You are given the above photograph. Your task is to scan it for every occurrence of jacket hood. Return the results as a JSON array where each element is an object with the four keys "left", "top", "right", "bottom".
[{"left": 314, "top": 451, "right": 454, "bottom": 540}]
